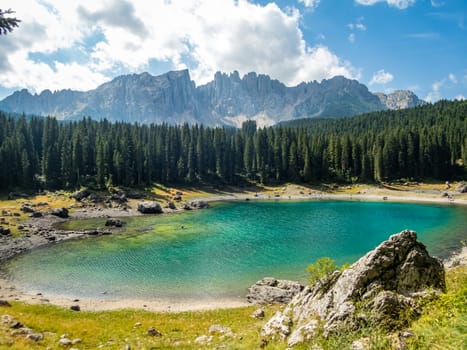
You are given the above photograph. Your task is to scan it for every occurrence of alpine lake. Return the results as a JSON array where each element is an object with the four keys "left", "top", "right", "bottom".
[{"left": 4, "top": 200, "right": 467, "bottom": 303}]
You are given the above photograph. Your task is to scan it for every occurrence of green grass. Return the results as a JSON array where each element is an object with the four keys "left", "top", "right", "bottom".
[
  {"left": 1, "top": 266, "right": 465, "bottom": 349},
  {"left": 406, "top": 265, "right": 467, "bottom": 350},
  {"left": 0, "top": 303, "right": 284, "bottom": 349}
]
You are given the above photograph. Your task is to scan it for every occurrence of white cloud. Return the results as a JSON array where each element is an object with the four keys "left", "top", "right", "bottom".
[
  {"left": 348, "top": 33, "right": 356, "bottom": 43},
  {"left": 455, "top": 95, "right": 465, "bottom": 100},
  {"left": 348, "top": 17, "right": 367, "bottom": 31},
  {"left": 425, "top": 80, "right": 444, "bottom": 102},
  {"left": 0, "top": 0, "right": 358, "bottom": 95},
  {"left": 355, "top": 0, "right": 416, "bottom": 9},
  {"left": 369, "top": 69, "right": 394, "bottom": 85},
  {"left": 431, "top": 0, "right": 445, "bottom": 8},
  {"left": 448, "top": 73, "right": 457, "bottom": 84},
  {"left": 299, "top": 0, "right": 321, "bottom": 10}
]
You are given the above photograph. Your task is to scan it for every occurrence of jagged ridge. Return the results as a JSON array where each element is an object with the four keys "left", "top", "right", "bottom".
[{"left": 0, "top": 70, "right": 424, "bottom": 127}]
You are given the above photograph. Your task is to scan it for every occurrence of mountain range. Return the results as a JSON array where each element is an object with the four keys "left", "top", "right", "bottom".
[{"left": 0, "top": 70, "right": 425, "bottom": 127}]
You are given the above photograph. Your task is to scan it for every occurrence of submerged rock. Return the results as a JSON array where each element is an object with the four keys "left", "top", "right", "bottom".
[
  {"left": 261, "top": 230, "right": 445, "bottom": 346},
  {"left": 247, "top": 278, "right": 304, "bottom": 305},
  {"left": 105, "top": 218, "right": 125, "bottom": 227}
]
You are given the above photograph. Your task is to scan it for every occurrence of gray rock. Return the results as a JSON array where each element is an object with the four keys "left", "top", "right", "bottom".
[
  {"left": 455, "top": 182, "right": 467, "bottom": 193},
  {"left": 70, "top": 305, "right": 80, "bottom": 311},
  {"left": 261, "top": 230, "right": 446, "bottom": 345},
  {"left": 194, "top": 335, "right": 212, "bottom": 344},
  {"left": 0, "top": 300, "right": 12, "bottom": 307},
  {"left": 251, "top": 308, "right": 265, "bottom": 319},
  {"left": 147, "top": 326, "right": 162, "bottom": 336},
  {"left": 287, "top": 320, "right": 319, "bottom": 347},
  {"left": 261, "top": 311, "right": 292, "bottom": 341},
  {"left": 137, "top": 202, "right": 163, "bottom": 214},
  {"left": 208, "top": 324, "right": 231, "bottom": 334},
  {"left": 105, "top": 219, "right": 125, "bottom": 227},
  {"left": 0, "top": 226, "right": 11, "bottom": 235},
  {"left": 51, "top": 207, "right": 69, "bottom": 218},
  {"left": 26, "top": 333, "right": 44, "bottom": 341},
  {"left": 246, "top": 278, "right": 304, "bottom": 305},
  {"left": 59, "top": 338, "right": 72, "bottom": 346},
  {"left": 189, "top": 200, "right": 210, "bottom": 209},
  {"left": 21, "top": 205, "right": 35, "bottom": 213},
  {"left": 72, "top": 189, "right": 90, "bottom": 201}
]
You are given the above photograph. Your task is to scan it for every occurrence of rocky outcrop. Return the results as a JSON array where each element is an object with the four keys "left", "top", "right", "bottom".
[
  {"left": 376, "top": 90, "right": 426, "bottom": 110},
  {"left": 137, "top": 201, "right": 163, "bottom": 214},
  {"left": 247, "top": 278, "right": 305, "bottom": 305},
  {"left": 261, "top": 230, "right": 445, "bottom": 346}
]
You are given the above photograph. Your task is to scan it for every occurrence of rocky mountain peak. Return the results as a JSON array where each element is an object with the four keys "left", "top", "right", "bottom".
[
  {"left": 0, "top": 70, "right": 424, "bottom": 126},
  {"left": 376, "top": 90, "right": 426, "bottom": 110}
]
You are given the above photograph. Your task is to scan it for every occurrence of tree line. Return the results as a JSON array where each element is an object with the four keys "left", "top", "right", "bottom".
[{"left": 0, "top": 100, "right": 465, "bottom": 191}]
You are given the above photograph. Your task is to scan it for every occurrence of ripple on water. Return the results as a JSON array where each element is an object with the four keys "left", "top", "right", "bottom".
[{"left": 5, "top": 200, "right": 467, "bottom": 301}]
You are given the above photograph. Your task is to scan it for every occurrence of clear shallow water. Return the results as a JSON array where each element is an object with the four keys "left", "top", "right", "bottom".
[{"left": 4, "top": 200, "right": 467, "bottom": 301}]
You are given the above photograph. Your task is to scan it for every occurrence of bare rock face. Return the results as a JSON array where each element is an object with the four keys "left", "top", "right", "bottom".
[
  {"left": 261, "top": 230, "right": 445, "bottom": 346},
  {"left": 247, "top": 278, "right": 305, "bottom": 305}
]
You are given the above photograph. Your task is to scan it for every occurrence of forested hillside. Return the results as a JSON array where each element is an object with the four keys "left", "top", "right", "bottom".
[{"left": 0, "top": 100, "right": 465, "bottom": 191}]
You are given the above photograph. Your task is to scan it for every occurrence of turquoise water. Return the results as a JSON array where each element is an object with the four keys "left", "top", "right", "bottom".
[{"left": 4, "top": 200, "right": 467, "bottom": 301}]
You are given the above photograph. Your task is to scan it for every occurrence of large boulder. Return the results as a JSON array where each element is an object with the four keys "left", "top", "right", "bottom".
[
  {"left": 247, "top": 278, "right": 305, "bottom": 305},
  {"left": 455, "top": 182, "right": 467, "bottom": 193},
  {"left": 190, "top": 200, "right": 210, "bottom": 209},
  {"left": 51, "top": 207, "right": 69, "bottom": 218},
  {"left": 72, "top": 189, "right": 90, "bottom": 201},
  {"left": 137, "top": 201, "right": 163, "bottom": 214},
  {"left": 261, "top": 230, "right": 445, "bottom": 346}
]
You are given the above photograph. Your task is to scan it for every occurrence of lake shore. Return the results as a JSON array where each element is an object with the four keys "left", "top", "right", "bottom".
[{"left": 1, "top": 182, "right": 466, "bottom": 312}]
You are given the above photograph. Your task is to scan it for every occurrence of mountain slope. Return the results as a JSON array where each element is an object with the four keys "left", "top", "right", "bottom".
[{"left": 0, "top": 70, "right": 423, "bottom": 126}]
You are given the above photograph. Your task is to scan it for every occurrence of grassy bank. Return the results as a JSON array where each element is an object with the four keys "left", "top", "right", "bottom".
[{"left": 1, "top": 265, "right": 465, "bottom": 349}]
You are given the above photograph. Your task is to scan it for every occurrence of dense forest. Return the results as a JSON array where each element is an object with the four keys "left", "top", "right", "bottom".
[{"left": 0, "top": 100, "right": 465, "bottom": 191}]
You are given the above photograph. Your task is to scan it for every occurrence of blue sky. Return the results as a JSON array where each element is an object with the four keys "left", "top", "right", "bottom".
[{"left": 0, "top": 0, "right": 465, "bottom": 101}]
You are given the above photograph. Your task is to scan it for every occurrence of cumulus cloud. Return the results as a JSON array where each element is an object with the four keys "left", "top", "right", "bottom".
[
  {"left": 355, "top": 0, "right": 416, "bottom": 9},
  {"left": 0, "top": 0, "right": 358, "bottom": 95},
  {"left": 448, "top": 73, "right": 457, "bottom": 83},
  {"left": 369, "top": 69, "right": 394, "bottom": 85},
  {"left": 455, "top": 94, "right": 465, "bottom": 100},
  {"left": 348, "top": 33, "right": 356, "bottom": 43}
]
